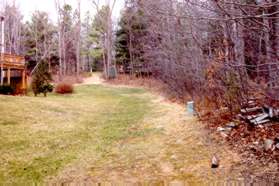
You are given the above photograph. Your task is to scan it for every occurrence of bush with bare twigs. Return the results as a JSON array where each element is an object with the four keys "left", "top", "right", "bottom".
[{"left": 55, "top": 83, "right": 74, "bottom": 94}]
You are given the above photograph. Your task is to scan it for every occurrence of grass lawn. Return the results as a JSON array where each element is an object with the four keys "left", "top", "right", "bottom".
[
  {"left": 0, "top": 84, "right": 242, "bottom": 184},
  {"left": 0, "top": 85, "right": 154, "bottom": 183}
]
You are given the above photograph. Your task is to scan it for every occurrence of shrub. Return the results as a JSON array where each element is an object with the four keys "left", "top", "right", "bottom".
[
  {"left": 0, "top": 85, "right": 14, "bottom": 95},
  {"left": 39, "top": 83, "right": 54, "bottom": 97},
  {"left": 55, "top": 83, "right": 74, "bottom": 94},
  {"left": 31, "top": 60, "right": 53, "bottom": 97}
]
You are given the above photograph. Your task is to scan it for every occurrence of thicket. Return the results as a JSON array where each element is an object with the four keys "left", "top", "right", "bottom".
[{"left": 115, "top": 0, "right": 279, "bottom": 119}]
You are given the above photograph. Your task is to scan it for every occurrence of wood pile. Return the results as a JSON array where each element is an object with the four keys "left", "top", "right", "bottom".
[
  {"left": 239, "top": 99, "right": 279, "bottom": 126},
  {"left": 211, "top": 99, "right": 279, "bottom": 171}
]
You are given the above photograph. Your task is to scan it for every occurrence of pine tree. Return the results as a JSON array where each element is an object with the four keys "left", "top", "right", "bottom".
[
  {"left": 115, "top": 18, "right": 130, "bottom": 70},
  {"left": 115, "top": 4, "right": 147, "bottom": 75},
  {"left": 31, "top": 60, "right": 53, "bottom": 97}
]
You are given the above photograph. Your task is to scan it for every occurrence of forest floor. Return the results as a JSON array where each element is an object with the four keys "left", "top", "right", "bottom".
[{"left": 0, "top": 74, "right": 268, "bottom": 185}]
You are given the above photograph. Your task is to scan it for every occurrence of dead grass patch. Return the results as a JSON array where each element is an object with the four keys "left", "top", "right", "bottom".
[{"left": 107, "top": 75, "right": 191, "bottom": 104}]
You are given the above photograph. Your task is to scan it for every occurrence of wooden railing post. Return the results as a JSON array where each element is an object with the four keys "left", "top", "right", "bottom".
[
  {"left": 22, "top": 70, "right": 26, "bottom": 89},
  {"left": 0, "top": 64, "right": 3, "bottom": 85},
  {"left": 7, "top": 68, "right": 10, "bottom": 85},
  {"left": 0, "top": 16, "right": 4, "bottom": 86}
]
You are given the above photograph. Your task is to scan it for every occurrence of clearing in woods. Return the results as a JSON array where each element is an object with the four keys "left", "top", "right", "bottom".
[{"left": 0, "top": 79, "right": 243, "bottom": 184}]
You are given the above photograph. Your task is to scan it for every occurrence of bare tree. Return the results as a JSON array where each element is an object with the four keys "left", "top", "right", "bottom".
[
  {"left": 3, "top": 2, "right": 23, "bottom": 54},
  {"left": 92, "top": 0, "right": 117, "bottom": 79},
  {"left": 76, "top": 0, "right": 81, "bottom": 77},
  {"left": 55, "top": 0, "right": 63, "bottom": 79},
  {"left": 55, "top": 0, "right": 82, "bottom": 78}
]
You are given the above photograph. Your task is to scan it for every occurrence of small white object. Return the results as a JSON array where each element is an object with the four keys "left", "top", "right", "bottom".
[
  {"left": 264, "top": 139, "right": 274, "bottom": 151},
  {"left": 250, "top": 113, "right": 269, "bottom": 124},
  {"left": 241, "top": 107, "right": 261, "bottom": 113},
  {"left": 217, "top": 127, "right": 226, "bottom": 132},
  {"left": 187, "top": 101, "right": 195, "bottom": 115},
  {"left": 253, "top": 119, "right": 270, "bottom": 125},
  {"left": 211, "top": 155, "right": 219, "bottom": 168},
  {"left": 269, "top": 107, "right": 274, "bottom": 118}
]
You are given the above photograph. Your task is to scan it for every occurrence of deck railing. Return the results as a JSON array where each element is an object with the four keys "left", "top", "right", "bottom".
[{"left": 1, "top": 53, "right": 25, "bottom": 68}]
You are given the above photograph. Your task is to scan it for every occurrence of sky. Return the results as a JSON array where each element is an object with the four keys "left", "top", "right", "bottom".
[{"left": 15, "top": 0, "right": 124, "bottom": 22}]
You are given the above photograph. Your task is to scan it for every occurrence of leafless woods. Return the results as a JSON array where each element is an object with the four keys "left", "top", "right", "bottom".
[{"left": 118, "top": 0, "right": 279, "bottom": 114}]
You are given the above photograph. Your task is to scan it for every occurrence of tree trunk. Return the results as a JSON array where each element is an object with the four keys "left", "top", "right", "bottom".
[{"left": 76, "top": 0, "right": 81, "bottom": 77}]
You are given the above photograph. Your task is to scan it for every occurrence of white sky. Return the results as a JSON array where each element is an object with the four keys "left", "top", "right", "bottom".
[{"left": 15, "top": 0, "right": 124, "bottom": 22}]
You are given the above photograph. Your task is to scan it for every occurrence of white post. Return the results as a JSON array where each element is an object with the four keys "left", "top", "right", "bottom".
[{"left": 0, "top": 16, "right": 4, "bottom": 86}]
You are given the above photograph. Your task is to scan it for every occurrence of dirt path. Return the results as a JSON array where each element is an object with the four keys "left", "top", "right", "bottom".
[{"left": 82, "top": 73, "right": 104, "bottom": 85}]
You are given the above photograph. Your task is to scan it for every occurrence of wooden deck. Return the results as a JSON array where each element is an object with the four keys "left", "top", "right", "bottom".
[
  {"left": 0, "top": 53, "right": 27, "bottom": 94},
  {"left": 2, "top": 54, "right": 25, "bottom": 69}
]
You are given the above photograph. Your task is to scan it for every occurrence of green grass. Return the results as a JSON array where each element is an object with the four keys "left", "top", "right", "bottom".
[
  {"left": 0, "top": 85, "right": 153, "bottom": 183},
  {"left": 0, "top": 84, "right": 242, "bottom": 184}
]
